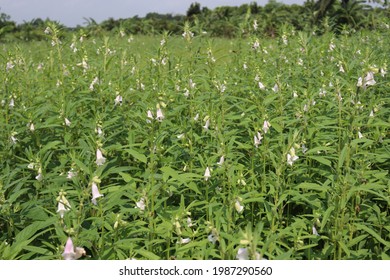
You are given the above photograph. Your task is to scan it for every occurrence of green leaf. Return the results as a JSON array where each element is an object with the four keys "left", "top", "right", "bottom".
[
  {"left": 321, "top": 206, "right": 334, "bottom": 230},
  {"left": 7, "top": 188, "right": 29, "bottom": 205},
  {"left": 40, "top": 140, "right": 62, "bottom": 154},
  {"left": 160, "top": 166, "right": 180, "bottom": 182},
  {"left": 125, "top": 149, "right": 147, "bottom": 163},
  {"left": 338, "top": 144, "right": 348, "bottom": 169},
  {"left": 348, "top": 234, "right": 368, "bottom": 248},
  {"left": 338, "top": 240, "right": 350, "bottom": 257},
  {"left": 74, "top": 158, "right": 90, "bottom": 173},
  {"left": 381, "top": 252, "right": 390, "bottom": 260},
  {"left": 14, "top": 219, "right": 55, "bottom": 244},
  {"left": 119, "top": 172, "right": 133, "bottom": 183},
  {"left": 135, "top": 248, "right": 161, "bottom": 260},
  {"left": 6, "top": 219, "right": 55, "bottom": 259},
  {"left": 185, "top": 181, "right": 201, "bottom": 194},
  {"left": 23, "top": 245, "right": 51, "bottom": 255},
  {"left": 355, "top": 224, "right": 390, "bottom": 247},
  {"left": 307, "top": 155, "right": 332, "bottom": 167},
  {"left": 296, "top": 182, "right": 329, "bottom": 192}
]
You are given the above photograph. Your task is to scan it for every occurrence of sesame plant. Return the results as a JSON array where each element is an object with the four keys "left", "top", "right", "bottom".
[{"left": 0, "top": 22, "right": 389, "bottom": 260}]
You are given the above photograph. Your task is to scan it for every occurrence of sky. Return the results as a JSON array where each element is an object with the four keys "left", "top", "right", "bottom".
[{"left": 0, "top": 0, "right": 306, "bottom": 27}]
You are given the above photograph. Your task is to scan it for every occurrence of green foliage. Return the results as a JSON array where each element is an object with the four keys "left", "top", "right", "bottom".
[
  {"left": 0, "top": 20, "right": 389, "bottom": 260},
  {"left": 1, "top": 2, "right": 390, "bottom": 41}
]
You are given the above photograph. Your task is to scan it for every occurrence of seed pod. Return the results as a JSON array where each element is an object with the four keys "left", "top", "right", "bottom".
[{"left": 356, "top": 194, "right": 361, "bottom": 205}]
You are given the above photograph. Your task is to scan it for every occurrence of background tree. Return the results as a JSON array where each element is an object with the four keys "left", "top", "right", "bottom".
[
  {"left": 187, "top": 2, "right": 202, "bottom": 19},
  {"left": 331, "top": 0, "right": 371, "bottom": 29},
  {"left": 0, "top": 8, "right": 16, "bottom": 40}
]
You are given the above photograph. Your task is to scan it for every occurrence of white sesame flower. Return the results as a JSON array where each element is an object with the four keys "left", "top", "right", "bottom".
[
  {"left": 262, "top": 120, "right": 271, "bottom": 134},
  {"left": 147, "top": 110, "right": 154, "bottom": 123},
  {"left": 89, "top": 77, "right": 99, "bottom": 91},
  {"left": 62, "top": 237, "right": 76, "bottom": 260},
  {"left": 204, "top": 167, "right": 211, "bottom": 181},
  {"left": 358, "top": 71, "right": 376, "bottom": 88},
  {"left": 95, "top": 149, "right": 106, "bottom": 166},
  {"left": 28, "top": 122, "right": 35, "bottom": 132},
  {"left": 189, "top": 79, "right": 196, "bottom": 89},
  {"left": 364, "top": 71, "right": 376, "bottom": 87},
  {"left": 337, "top": 91, "right": 343, "bottom": 102},
  {"left": 62, "top": 237, "right": 86, "bottom": 260},
  {"left": 187, "top": 217, "right": 193, "bottom": 227},
  {"left": 217, "top": 155, "right": 225, "bottom": 166},
  {"left": 67, "top": 169, "right": 77, "bottom": 179},
  {"left": 253, "top": 20, "right": 258, "bottom": 31},
  {"left": 301, "top": 144, "right": 308, "bottom": 154},
  {"left": 35, "top": 170, "right": 43, "bottom": 181},
  {"left": 96, "top": 126, "right": 103, "bottom": 137},
  {"left": 161, "top": 57, "right": 167, "bottom": 65},
  {"left": 9, "top": 98, "right": 15, "bottom": 108},
  {"left": 236, "top": 248, "right": 249, "bottom": 260},
  {"left": 282, "top": 34, "right": 288, "bottom": 45},
  {"left": 91, "top": 182, "right": 103, "bottom": 205},
  {"left": 177, "top": 133, "right": 185, "bottom": 139},
  {"left": 287, "top": 147, "right": 299, "bottom": 166},
  {"left": 194, "top": 113, "right": 199, "bottom": 121},
  {"left": 357, "top": 76, "right": 363, "bottom": 87},
  {"left": 203, "top": 119, "right": 210, "bottom": 130},
  {"left": 329, "top": 42, "right": 335, "bottom": 51},
  {"left": 258, "top": 82, "right": 265, "bottom": 90},
  {"left": 182, "top": 30, "right": 194, "bottom": 40},
  {"left": 312, "top": 226, "right": 319, "bottom": 236},
  {"left": 156, "top": 108, "right": 164, "bottom": 122},
  {"left": 254, "top": 131, "right": 263, "bottom": 148},
  {"left": 178, "top": 238, "right": 191, "bottom": 244},
  {"left": 272, "top": 84, "right": 279, "bottom": 93},
  {"left": 10, "top": 135, "right": 18, "bottom": 145},
  {"left": 208, "top": 233, "right": 218, "bottom": 244},
  {"left": 114, "top": 95, "right": 123, "bottom": 106},
  {"left": 358, "top": 131, "right": 363, "bottom": 139},
  {"left": 319, "top": 88, "right": 326, "bottom": 97},
  {"left": 135, "top": 197, "right": 145, "bottom": 211},
  {"left": 235, "top": 200, "right": 244, "bottom": 213},
  {"left": 64, "top": 118, "right": 71, "bottom": 127},
  {"left": 57, "top": 194, "right": 71, "bottom": 218},
  {"left": 6, "top": 61, "right": 14, "bottom": 71}
]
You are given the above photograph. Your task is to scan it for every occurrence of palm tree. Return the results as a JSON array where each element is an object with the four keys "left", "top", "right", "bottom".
[
  {"left": 315, "top": 0, "right": 350, "bottom": 20},
  {"left": 332, "top": 0, "right": 371, "bottom": 28}
]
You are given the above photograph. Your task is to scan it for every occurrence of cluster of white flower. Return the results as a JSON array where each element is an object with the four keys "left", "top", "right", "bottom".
[{"left": 146, "top": 107, "right": 165, "bottom": 123}]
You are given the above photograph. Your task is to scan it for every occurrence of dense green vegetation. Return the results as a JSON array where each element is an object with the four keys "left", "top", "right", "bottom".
[
  {"left": 0, "top": 0, "right": 389, "bottom": 41},
  {"left": 0, "top": 1, "right": 389, "bottom": 260}
]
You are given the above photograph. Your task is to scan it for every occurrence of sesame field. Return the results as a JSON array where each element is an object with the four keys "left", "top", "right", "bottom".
[{"left": 0, "top": 24, "right": 389, "bottom": 260}]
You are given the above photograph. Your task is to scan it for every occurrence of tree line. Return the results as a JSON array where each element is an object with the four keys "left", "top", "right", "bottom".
[{"left": 0, "top": 0, "right": 389, "bottom": 41}]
